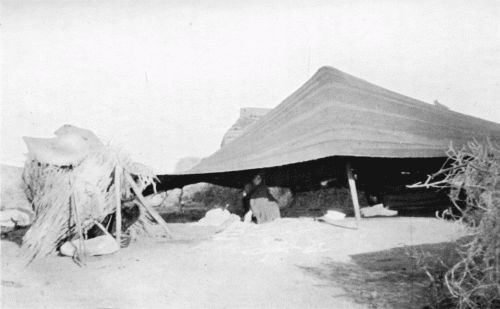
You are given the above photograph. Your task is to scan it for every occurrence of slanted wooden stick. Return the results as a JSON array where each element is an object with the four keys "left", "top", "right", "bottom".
[
  {"left": 124, "top": 173, "right": 173, "bottom": 238},
  {"left": 114, "top": 165, "right": 122, "bottom": 247},
  {"left": 93, "top": 220, "right": 113, "bottom": 238}
]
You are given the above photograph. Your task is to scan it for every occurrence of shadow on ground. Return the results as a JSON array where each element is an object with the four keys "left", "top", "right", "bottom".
[{"left": 300, "top": 242, "right": 460, "bottom": 309}]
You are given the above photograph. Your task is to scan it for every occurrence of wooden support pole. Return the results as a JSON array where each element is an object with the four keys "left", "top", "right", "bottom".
[
  {"left": 114, "top": 166, "right": 122, "bottom": 247},
  {"left": 124, "top": 173, "right": 173, "bottom": 238},
  {"left": 346, "top": 161, "right": 362, "bottom": 227},
  {"left": 70, "top": 192, "right": 86, "bottom": 265}
]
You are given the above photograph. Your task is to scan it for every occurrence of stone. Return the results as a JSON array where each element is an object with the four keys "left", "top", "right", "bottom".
[
  {"left": 174, "top": 157, "right": 201, "bottom": 173},
  {"left": 0, "top": 165, "right": 33, "bottom": 215},
  {"left": 220, "top": 107, "right": 271, "bottom": 147}
]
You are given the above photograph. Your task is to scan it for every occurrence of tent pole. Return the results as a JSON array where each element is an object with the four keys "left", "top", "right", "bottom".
[
  {"left": 346, "top": 160, "right": 361, "bottom": 227},
  {"left": 114, "top": 166, "right": 122, "bottom": 248}
]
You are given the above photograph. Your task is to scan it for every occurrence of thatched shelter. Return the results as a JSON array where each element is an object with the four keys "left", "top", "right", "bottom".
[{"left": 21, "top": 125, "right": 171, "bottom": 263}]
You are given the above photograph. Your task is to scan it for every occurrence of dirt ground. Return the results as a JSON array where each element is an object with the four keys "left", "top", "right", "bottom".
[{"left": 1, "top": 217, "right": 466, "bottom": 309}]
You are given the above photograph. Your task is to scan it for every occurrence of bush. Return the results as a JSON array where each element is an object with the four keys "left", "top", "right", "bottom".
[{"left": 415, "top": 140, "right": 500, "bottom": 308}]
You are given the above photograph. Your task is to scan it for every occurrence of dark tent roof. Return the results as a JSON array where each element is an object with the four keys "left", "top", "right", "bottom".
[{"left": 176, "top": 66, "right": 500, "bottom": 176}]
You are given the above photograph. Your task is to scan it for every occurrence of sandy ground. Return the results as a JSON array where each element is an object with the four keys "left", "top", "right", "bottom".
[{"left": 1, "top": 217, "right": 466, "bottom": 309}]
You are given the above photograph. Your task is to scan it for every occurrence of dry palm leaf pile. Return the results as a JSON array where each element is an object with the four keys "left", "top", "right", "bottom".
[{"left": 21, "top": 125, "right": 171, "bottom": 264}]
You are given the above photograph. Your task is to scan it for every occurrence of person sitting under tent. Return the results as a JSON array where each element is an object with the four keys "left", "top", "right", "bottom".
[{"left": 242, "top": 173, "right": 280, "bottom": 224}]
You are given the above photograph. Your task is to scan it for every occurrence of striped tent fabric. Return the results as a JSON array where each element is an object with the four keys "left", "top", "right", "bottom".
[{"left": 175, "top": 67, "right": 500, "bottom": 176}]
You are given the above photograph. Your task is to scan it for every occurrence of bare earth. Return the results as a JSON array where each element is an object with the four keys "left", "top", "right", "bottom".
[{"left": 1, "top": 217, "right": 465, "bottom": 309}]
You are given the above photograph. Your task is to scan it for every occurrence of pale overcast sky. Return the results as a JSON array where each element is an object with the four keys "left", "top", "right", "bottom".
[{"left": 1, "top": 0, "right": 499, "bottom": 173}]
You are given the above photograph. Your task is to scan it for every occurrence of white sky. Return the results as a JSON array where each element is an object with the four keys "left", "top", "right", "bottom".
[{"left": 1, "top": 0, "right": 499, "bottom": 173}]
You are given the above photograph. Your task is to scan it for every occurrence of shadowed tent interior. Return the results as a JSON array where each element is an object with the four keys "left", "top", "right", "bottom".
[
  {"left": 156, "top": 156, "right": 446, "bottom": 191},
  {"left": 157, "top": 66, "right": 500, "bottom": 194}
]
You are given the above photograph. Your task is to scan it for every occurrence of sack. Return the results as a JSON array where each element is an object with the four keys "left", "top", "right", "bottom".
[
  {"left": 360, "top": 203, "right": 398, "bottom": 217},
  {"left": 59, "top": 234, "right": 119, "bottom": 257},
  {"left": 322, "top": 210, "right": 346, "bottom": 221}
]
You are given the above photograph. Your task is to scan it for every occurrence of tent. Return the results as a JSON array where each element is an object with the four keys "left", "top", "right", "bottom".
[{"left": 157, "top": 67, "right": 500, "bottom": 219}]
